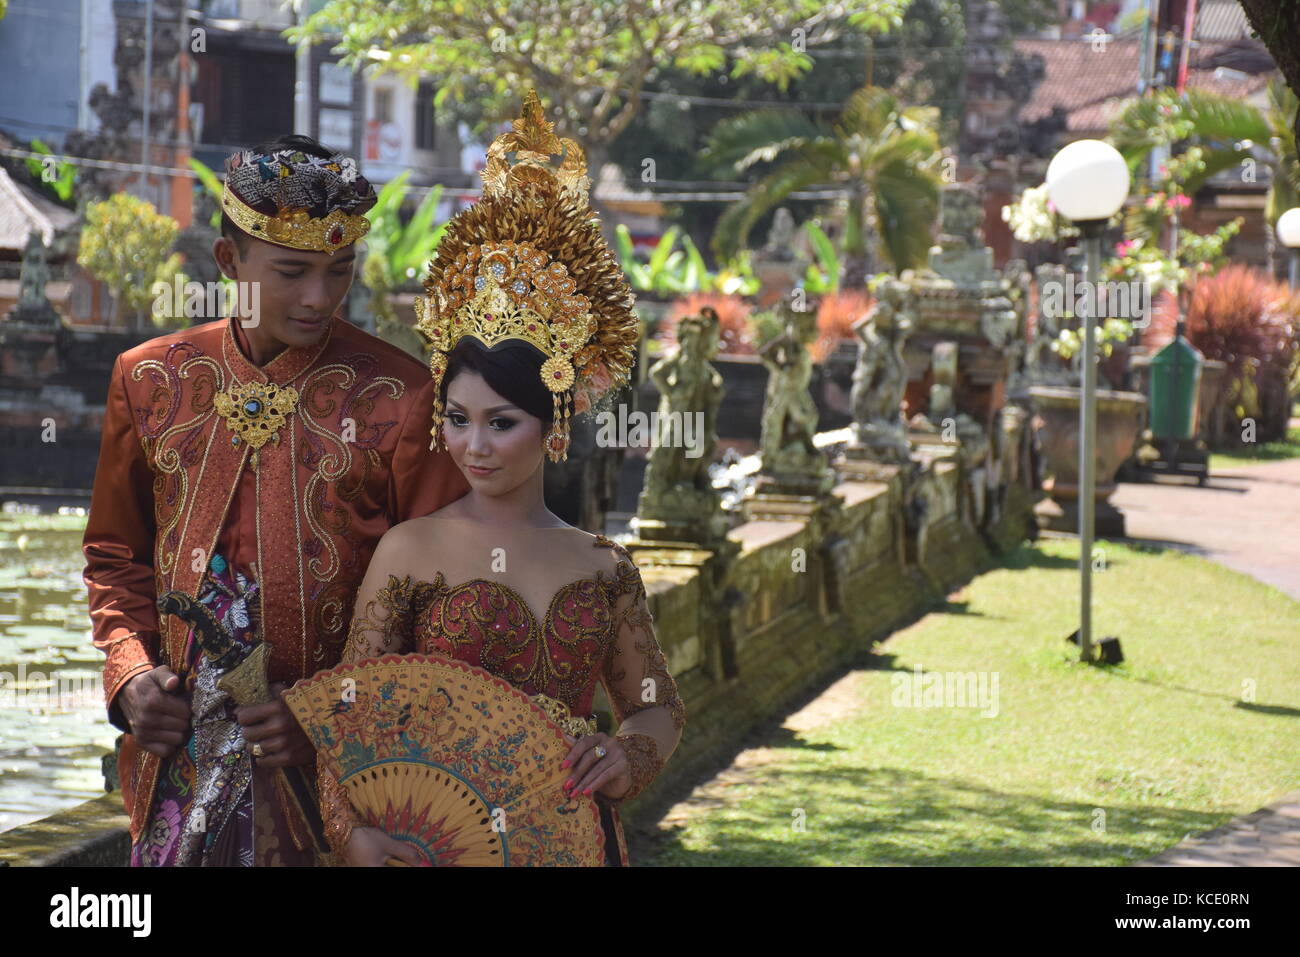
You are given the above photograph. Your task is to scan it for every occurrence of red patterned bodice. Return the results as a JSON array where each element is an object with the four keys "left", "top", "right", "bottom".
[{"left": 414, "top": 569, "right": 623, "bottom": 719}]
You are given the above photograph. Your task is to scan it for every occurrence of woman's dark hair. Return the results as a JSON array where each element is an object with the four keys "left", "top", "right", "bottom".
[{"left": 440, "top": 338, "right": 554, "bottom": 429}]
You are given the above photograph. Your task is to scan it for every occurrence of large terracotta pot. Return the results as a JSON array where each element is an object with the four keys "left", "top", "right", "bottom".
[{"left": 1029, "top": 385, "right": 1146, "bottom": 535}]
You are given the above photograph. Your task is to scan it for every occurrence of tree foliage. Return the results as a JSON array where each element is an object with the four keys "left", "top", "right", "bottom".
[
  {"left": 290, "top": 0, "right": 914, "bottom": 155},
  {"left": 77, "top": 193, "right": 183, "bottom": 328}
]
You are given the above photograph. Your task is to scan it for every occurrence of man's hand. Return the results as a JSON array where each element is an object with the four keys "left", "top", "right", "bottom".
[
  {"left": 119, "top": 667, "right": 192, "bottom": 758},
  {"left": 235, "top": 682, "right": 315, "bottom": 768}
]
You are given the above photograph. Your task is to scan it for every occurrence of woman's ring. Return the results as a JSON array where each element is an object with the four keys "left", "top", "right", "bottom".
[
  {"left": 593, "top": 745, "right": 607, "bottom": 760},
  {"left": 252, "top": 743, "right": 265, "bottom": 758}
]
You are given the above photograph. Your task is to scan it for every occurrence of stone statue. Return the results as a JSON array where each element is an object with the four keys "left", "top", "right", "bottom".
[
  {"left": 847, "top": 278, "right": 914, "bottom": 464},
  {"left": 757, "top": 303, "right": 822, "bottom": 475},
  {"left": 996, "top": 402, "right": 1028, "bottom": 487},
  {"left": 644, "top": 307, "right": 723, "bottom": 492},
  {"left": 1024, "top": 262, "right": 1072, "bottom": 387},
  {"left": 9, "top": 232, "right": 60, "bottom": 326},
  {"left": 762, "top": 207, "right": 797, "bottom": 259},
  {"left": 936, "top": 183, "right": 984, "bottom": 250},
  {"left": 928, "top": 183, "right": 997, "bottom": 282},
  {"left": 928, "top": 341, "right": 958, "bottom": 424},
  {"left": 979, "top": 294, "right": 1019, "bottom": 350},
  {"left": 633, "top": 306, "right": 728, "bottom": 545},
  {"left": 753, "top": 206, "right": 803, "bottom": 305}
]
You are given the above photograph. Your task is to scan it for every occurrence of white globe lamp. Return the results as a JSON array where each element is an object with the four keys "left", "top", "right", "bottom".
[
  {"left": 1277, "top": 208, "right": 1300, "bottom": 287},
  {"left": 1046, "top": 139, "right": 1131, "bottom": 224}
]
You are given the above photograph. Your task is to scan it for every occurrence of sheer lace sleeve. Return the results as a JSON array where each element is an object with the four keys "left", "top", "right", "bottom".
[
  {"left": 597, "top": 541, "right": 687, "bottom": 806},
  {"left": 319, "top": 536, "right": 438, "bottom": 860}
]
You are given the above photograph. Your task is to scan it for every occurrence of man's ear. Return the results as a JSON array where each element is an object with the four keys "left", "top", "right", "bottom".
[{"left": 213, "top": 236, "right": 240, "bottom": 280}]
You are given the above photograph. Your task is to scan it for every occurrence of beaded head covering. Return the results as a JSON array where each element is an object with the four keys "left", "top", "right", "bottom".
[
  {"left": 414, "top": 89, "right": 640, "bottom": 462},
  {"left": 222, "top": 144, "right": 376, "bottom": 254}
]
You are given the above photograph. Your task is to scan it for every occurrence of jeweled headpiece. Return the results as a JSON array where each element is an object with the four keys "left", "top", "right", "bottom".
[
  {"left": 414, "top": 89, "right": 639, "bottom": 462},
  {"left": 222, "top": 145, "right": 376, "bottom": 254}
]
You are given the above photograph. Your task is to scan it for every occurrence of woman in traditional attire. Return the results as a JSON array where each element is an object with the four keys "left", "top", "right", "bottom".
[{"left": 315, "top": 89, "right": 685, "bottom": 866}]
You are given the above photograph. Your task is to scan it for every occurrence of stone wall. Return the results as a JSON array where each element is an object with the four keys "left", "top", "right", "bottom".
[{"left": 614, "top": 453, "right": 1016, "bottom": 830}]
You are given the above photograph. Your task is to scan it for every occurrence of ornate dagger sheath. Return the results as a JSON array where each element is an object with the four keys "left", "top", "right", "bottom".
[{"left": 157, "top": 590, "right": 329, "bottom": 855}]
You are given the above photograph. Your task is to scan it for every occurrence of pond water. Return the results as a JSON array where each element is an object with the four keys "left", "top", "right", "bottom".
[{"left": 0, "top": 506, "right": 116, "bottom": 834}]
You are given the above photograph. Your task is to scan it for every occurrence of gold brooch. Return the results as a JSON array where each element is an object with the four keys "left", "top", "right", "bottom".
[
  {"left": 214, "top": 381, "right": 299, "bottom": 468},
  {"left": 530, "top": 692, "right": 598, "bottom": 738}
]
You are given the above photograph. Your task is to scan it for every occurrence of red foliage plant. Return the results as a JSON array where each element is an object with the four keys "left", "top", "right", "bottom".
[
  {"left": 1144, "top": 265, "right": 1297, "bottom": 382},
  {"left": 662, "top": 293, "right": 755, "bottom": 355},
  {"left": 812, "top": 291, "right": 874, "bottom": 363}
]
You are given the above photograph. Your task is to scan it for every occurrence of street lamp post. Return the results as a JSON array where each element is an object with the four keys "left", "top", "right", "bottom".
[
  {"left": 1276, "top": 207, "right": 1300, "bottom": 288},
  {"left": 1045, "top": 140, "right": 1131, "bottom": 664}
]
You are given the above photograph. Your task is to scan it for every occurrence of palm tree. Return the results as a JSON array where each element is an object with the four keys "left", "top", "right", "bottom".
[
  {"left": 701, "top": 85, "right": 943, "bottom": 287},
  {"left": 1110, "top": 82, "right": 1299, "bottom": 268}
]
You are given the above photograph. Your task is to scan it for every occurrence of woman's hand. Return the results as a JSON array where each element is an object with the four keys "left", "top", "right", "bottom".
[
  {"left": 561, "top": 732, "right": 631, "bottom": 801},
  {"left": 344, "top": 826, "right": 425, "bottom": 867}
]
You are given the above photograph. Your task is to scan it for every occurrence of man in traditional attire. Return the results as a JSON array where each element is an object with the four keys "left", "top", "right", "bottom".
[{"left": 83, "top": 135, "right": 470, "bottom": 865}]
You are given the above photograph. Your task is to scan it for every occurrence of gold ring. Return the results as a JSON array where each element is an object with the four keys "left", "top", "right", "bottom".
[
  {"left": 252, "top": 743, "right": 265, "bottom": 758},
  {"left": 593, "top": 745, "right": 607, "bottom": 760}
]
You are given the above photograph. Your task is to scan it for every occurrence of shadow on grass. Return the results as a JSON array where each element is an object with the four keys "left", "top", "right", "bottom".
[
  {"left": 1110, "top": 537, "right": 1210, "bottom": 559},
  {"left": 1234, "top": 701, "right": 1300, "bottom": 718},
  {"left": 631, "top": 764, "right": 1230, "bottom": 867},
  {"left": 995, "top": 543, "right": 1077, "bottom": 572},
  {"left": 1089, "top": 666, "right": 1298, "bottom": 718},
  {"left": 763, "top": 727, "right": 843, "bottom": 752},
  {"left": 928, "top": 598, "right": 997, "bottom": 618}
]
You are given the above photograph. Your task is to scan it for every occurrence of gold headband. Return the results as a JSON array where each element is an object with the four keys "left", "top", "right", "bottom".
[{"left": 220, "top": 185, "right": 370, "bottom": 254}]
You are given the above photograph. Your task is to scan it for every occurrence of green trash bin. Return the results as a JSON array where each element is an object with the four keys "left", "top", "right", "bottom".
[{"left": 1148, "top": 331, "right": 1203, "bottom": 440}]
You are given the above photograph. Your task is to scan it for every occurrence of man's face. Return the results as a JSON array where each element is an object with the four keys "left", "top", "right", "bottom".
[{"left": 214, "top": 234, "right": 357, "bottom": 350}]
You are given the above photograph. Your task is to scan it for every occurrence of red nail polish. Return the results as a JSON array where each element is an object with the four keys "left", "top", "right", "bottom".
[
  {"left": 564, "top": 779, "right": 572, "bottom": 790},
  {"left": 561, "top": 760, "right": 570, "bottom": 768},
  {"left": 583, "top": 788, "right": 592, "bottom": 795}
]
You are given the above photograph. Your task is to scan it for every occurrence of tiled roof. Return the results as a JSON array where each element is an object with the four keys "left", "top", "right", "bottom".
[
  {"left": 1195, "top": 0, "right": 1254, "bottom": 41},
  {"left": 1015, "top": 36, "right": 1274, "bottom": 135},
  {"left": 0, "top": 165, "right": 77, "bottom": 253}
]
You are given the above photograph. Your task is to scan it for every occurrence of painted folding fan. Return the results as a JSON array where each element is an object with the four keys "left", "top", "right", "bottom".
[{"left": 284, "top": 653, "right": 604, "bottom": 866}]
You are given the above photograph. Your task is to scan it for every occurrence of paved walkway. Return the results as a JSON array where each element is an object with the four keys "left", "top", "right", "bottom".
[
  {"left": 1111, "top": 454, "right": 1300, "bottom": 866},
  {"left": 1109, "top": 456, "right": 1300, "bottom": 601},
  {"left": 1136, "top": 790, "right": 1300, "bottom": 867}
]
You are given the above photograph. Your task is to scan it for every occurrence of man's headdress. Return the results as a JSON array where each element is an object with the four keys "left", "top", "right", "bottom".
[
  {"left": 414, "top": 89, "right": 639, "bottom": 462},
  {"left": 222, "top": 144, "right": 376, "bottom": 254}
]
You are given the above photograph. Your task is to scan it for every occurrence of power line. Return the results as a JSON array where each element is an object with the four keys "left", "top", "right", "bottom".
[
  {"left": 0, "top": 145, "right": 202, "bottom": 181},
  {"left": 3, "top": 145, "right": 861, "bottom": 204}
]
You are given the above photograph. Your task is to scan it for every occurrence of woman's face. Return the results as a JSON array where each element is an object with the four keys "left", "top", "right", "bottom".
[{"left": 442, "top": 370, "right": 546, "bottom": 492}]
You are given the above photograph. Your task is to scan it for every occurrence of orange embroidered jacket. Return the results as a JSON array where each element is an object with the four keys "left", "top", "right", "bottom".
[{"left": 82, "top": 314, "right": 470, "bottom": 843}]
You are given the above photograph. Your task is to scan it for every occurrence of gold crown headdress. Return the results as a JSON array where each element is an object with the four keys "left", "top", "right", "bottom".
[{"left": 414, "top": 89, "right": 639, "bottom": 462}]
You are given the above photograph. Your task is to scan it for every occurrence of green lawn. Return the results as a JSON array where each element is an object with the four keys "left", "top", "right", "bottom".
[
  {"left": 1208, "top": 425, "right": 1300, "bottom": 471},
  {"left": 639, "top": 539, "right": 1300, "bottom": 866}
]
